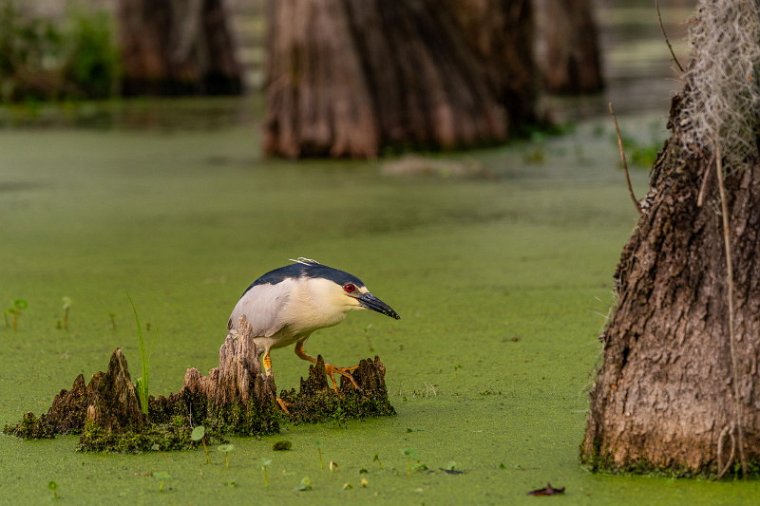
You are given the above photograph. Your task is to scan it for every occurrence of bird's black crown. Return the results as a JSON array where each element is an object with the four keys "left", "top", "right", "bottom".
[{"left": 242, "top": 260, "right": 365, "bottom": 296}]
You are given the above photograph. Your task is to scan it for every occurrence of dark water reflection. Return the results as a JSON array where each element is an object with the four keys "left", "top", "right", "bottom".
[{"left": 0, "top": 95, "right": 262, "bottom": 131}]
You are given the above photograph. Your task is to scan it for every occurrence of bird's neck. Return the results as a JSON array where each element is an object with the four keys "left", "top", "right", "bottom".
[{"left": 287, "top": 278, "right": 351, "bottom": 333}]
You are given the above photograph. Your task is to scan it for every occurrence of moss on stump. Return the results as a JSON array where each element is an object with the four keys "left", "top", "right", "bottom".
[
  {"left": 281, "top": 355, "right": 396, "bottom": 424},
  {"left": 4, "top": 339, "right": 395, "bottom": 452}
]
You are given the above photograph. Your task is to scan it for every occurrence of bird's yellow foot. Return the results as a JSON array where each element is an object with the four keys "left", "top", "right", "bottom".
[
  {"left": 324, "top": 363, "right": 360, "bottom": 391},
  {"left": 276, "top": 397, "right": 291, "bottom": 414}
]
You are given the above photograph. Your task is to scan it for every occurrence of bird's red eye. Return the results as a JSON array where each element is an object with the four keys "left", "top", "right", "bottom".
[{"left": 343, "top": 283, "right": 357, "bottom": 293}]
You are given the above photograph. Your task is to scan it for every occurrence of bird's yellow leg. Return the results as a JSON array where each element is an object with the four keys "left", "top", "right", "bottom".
[
  {"left": 294, "top": 340, "right": 318, "bottom": 365},
  {"left": 262, "top": 351, "right": 273, "bottom": 376},
  {"left": 295, "top": 340, "right": 360, "bottom": 390},
  {"left": 262, "top": 350, "right": 291, "bottom": 414}
]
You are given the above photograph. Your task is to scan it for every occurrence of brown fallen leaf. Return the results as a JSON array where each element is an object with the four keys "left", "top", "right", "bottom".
[{"left": 528, "top": 483, "right": 565, "bottom": 496}]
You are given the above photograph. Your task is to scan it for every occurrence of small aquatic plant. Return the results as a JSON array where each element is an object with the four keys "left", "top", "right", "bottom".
[
  {"left": 316, "top": 440, "right": 324, "bottom": 470},
  {"left": 401, "top": 448, "right": 427, "bottom": 475},
  {"left": 152, "top": 471, "right": 171, "bottom": 492},
  {"left": 4, "top": 298, "right": 27, "bottom": 331},
  {"left": 217, "top": 444, "right": 234, "bottom": 468},
  {"left": 48, "top": 481, "right": 59, "bottom": 500},
  {"left": 127, "top": 296, "right": 150, "bottom": 415},
  {"left": 191, "top": 425, "right": 210, "bottom": 463},
  {"left": 260, "top": 458, "right": 272, "bottom": 487},
  {"left": 57, "top": 296, "right": 72, "bottom": 330}
]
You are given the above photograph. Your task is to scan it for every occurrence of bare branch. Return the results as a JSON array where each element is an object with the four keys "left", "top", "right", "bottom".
[
  {"left": 697, "top": 154, "right": 715, "bottom": 207},
  {"left": 656, "top": 0, "right": 685, "bottom": 72},
  {"left": 609, "top": 102, "right": 642, "bottom": 216}
]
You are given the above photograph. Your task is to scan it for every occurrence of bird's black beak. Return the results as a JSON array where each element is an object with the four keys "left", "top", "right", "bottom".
[{"left": 359, "top": 293, "right": 400, "bottom": 319}]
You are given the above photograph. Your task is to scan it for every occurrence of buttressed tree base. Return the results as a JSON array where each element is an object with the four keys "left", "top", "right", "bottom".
[{"left": 581, "top": 0, "right": 760, "bottom": 478}]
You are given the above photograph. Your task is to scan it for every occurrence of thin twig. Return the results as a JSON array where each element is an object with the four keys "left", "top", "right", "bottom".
[
  {"left": 714, "top": 142, "right": 748, "bottom": 477},
  {"left": 656, "top": 0, "right": 685, "bottom": 72},
  {"left": 697, "top": 154, "right": 715, "bottom": 207},
  {"left": 609, "top": 102, "right": 643, "bottom": 215}
]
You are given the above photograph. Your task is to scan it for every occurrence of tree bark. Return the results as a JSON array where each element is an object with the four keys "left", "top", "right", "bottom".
[
  {"left": 581, "top": 94, "right": 760, "bottom": 476},
  {"left": 446, "top": 0, "right": 538, "bottom": 128},
  {"left": 6, "top": 348, "right": 146, "bottom": 437},
  {"left": 534, "top": 0, "right": 603, "bottom": 94},
  {"left": 264, "top": 0, "right": 536, "bottom": 158},
  {"left": 117, "top": 0, "right": 243, "bottom": 96}
]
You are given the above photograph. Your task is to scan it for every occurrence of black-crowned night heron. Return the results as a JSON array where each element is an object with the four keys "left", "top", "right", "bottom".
[{"left": 228, "top": 258, "right": 400, "bottom": 389}]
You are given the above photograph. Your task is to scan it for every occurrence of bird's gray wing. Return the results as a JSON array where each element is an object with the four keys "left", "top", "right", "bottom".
[{"left": 227, "top": 279, "right": 295, "bottom": 337}]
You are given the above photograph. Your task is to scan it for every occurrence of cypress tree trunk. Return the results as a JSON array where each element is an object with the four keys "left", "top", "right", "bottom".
[
  {"left": 581, "top": 96, "right": 760, "bottom": 475},
  {"left": 446, "top": 0, "right": 538, "bottom": 127},
  {"left": 117, "top": 0, "right": 242, "bottom": 96},
  {"left": 581, "top": 0, "right": 760, "bottom": 473},
  {"left": 535, "top": 0, "right": 603, "bottom": 94},
  {"left": 264, "top": 0, "right": 536, "bottom": 158}
]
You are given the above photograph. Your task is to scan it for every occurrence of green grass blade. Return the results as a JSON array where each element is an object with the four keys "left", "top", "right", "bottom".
[{"left": 127, "top": 294, "right": 149, "bottom": 415}]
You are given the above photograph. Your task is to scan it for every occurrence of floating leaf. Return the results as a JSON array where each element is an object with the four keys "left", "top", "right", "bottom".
[
  {"left": 295, "top": 476, "right": 312, "bottom": 491},
  {"left": 217, "top": 444, "right": 235, "bottom": 453},
  {"left": 401, "top": 448, "right": 417, "bottom": 459},
  {"left": 528, "top": 483, "right": 565, "bottom": 496}
]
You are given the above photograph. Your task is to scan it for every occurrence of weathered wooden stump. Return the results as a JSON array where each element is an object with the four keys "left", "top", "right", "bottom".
[
  {"left": 150, "top": 329, "right": 279, "bottom": 437},
  {"left": 281, "top": 355, "right": 395, "bottom": 424},
  {"left": 4, "top": 331, "right": 280, "bottom": 451},
  {"left": 5, "top": 318, "right": 395, "bottom": 452},
  {"left": 4, "top": 348, "right": 145, "bottom": 440}
]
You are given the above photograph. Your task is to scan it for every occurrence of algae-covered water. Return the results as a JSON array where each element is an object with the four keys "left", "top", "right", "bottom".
[{"left": 1, "top": 102, "right": 758, "bottom": 504}]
